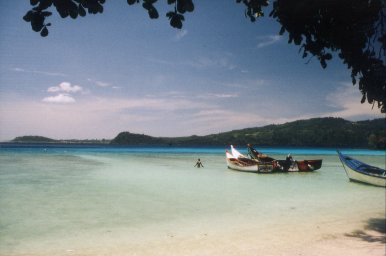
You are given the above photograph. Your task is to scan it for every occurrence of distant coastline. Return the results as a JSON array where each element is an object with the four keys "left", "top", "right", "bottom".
[
  {"left": 8, "top": 136, "right": 111, "bottom": 145},
  {"left": 4, "top": 117, "right": 385, "bottom": 149}
]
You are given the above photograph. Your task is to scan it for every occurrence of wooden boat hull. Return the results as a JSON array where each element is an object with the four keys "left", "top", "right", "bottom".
[
  {"left": 296, "top": 159, "right": 323, "bottom": 172},
  {"left": 248, "top": 145, "right": 322, "bottom": 172},
  {"left": 226, "top": 157, "right": 259, "bottom": 172},
  {"left": 226, "top": 150, "right": 274, "bottom": 173},
  {"left": 275, "top": 160, "right": 299, "bottom": 172},
  {"left": 272, "top": 159, "right": 322, "bottom": 172},
  {"left": 337, "top": 151, "right": 386, "bottom": 187}
]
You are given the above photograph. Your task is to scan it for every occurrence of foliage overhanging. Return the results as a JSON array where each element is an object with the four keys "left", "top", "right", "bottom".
[{"left": 23, "top": 0, "right": 386, "bottom": 112}]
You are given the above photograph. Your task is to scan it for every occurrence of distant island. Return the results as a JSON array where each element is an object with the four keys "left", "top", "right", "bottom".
[
  {"left": 10, "top": 136, "right": 111, "bottom": 145},
  {"left": 7, "top": 117, "right": 386, "bottom": 149}
]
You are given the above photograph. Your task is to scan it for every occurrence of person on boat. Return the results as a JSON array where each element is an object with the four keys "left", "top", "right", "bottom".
[
  {"left": 247, "top": 144, "right": 259, "bottom": 159},
  {"left": 194, "top": 158, "right": 204, "bottom": 168},
  {"left": 247, "top": 144, "right": 273, "bottom": 162},
  {"left": 283, "top": 154, "right": 294, "bottom": 170}
]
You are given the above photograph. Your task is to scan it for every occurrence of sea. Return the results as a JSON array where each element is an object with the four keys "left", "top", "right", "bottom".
[{"left": 0, "top": 144, "right": 385, "bottom": 256}]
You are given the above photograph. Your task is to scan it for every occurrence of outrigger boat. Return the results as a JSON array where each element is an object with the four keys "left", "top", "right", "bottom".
[
  {"left": 247, "top": 144, "right": 322, "bottom": 172},
  {"left": 337, "top": 150, "right": 386, "bottom": 187},
  {"left": 225, "top": 146, "right": 274, "bottom": 173}
]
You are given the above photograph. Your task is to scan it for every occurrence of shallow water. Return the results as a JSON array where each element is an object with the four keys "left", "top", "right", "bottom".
[{"left": 0, "top": 145, "right": 385, "bottom": 255}]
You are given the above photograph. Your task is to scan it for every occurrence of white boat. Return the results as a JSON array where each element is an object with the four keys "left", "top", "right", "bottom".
[
  {"left": 337, "top": 150, "right": 386, "bottom": 187},
  {"left": 225, "top": 150, "right": 259, "bottom": 172},
  {"left": 226, "top": 146, "right": 274, "bottom": 173},
  {"left": 231, "top": 145, "right": 248, "bottom": 159}
]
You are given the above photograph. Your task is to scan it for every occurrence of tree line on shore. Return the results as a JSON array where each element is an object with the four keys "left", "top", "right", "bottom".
[{"left": 10, "top": 117, "right": 385, "bottom": 149}]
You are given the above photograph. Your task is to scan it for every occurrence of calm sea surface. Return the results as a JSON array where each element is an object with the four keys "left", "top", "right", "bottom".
[{"left": 0, "top": 144, "right": 385, "bottom": 255}]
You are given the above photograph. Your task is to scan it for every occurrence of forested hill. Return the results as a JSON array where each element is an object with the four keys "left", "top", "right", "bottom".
[
  {"left": 8, "top": 118, "right": 385, "bottom": 149},
  {"left": 10, "top": 136, "right": 110, "bottom": 144},
  {"left": 110, "top": 117, "right": 386, "bottom": 149},
  {"left": 11, "top": 136, "right": 56, "bottom": 143}
]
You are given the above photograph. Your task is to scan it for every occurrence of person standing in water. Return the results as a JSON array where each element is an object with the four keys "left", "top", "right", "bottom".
[{"left": 194, "top": 158, "right": 204, "bottom": 168}]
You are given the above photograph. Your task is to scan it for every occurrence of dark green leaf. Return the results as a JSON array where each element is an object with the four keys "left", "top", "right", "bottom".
[
  {"left": 166, "top": 11, "right": 174, "bottom": 19},
  {"left": 294, "top": 36, "right": 302, "bottom": 45},
  {"left": 38, "top": 0, "right": 53, "bottom": 9},
  {"left": 148, "top": 7, "right": 159, "bottom": 19},
  {"left": 279, "top": 26, "right": 285, "bottom": 35},
  {"left": 142, "top": 2, "right": 151, "bottom": 10},
  {"left": 177, "top": 0, "right": 185, "bottom": 13},
  {"left": 185, "top": 0, "right": 194, "bottom": 12},
  {"left": 31, "top": 13, "right": 45, "bottom": 32},
  {"left": 288, "top": 34, "right": 293, "bottom": 44},
  {"left": 170, "top": 15, "right": 183, "bottom": 29},
  {"left": 23, "top": 11, "right": 33, "bottom": 22},
  {"left": 41, "top": 11, "right": 52, "bottom": 17},
  {"left": 324, "top": 53, "right": 332, "bottom": 60},
  {"left": 57, "top": 8, "right": 69, "bottom": 18},
  {"left": 97, "top": 3, "right": 103, "bottom": 13},
  {"left": 79, "top": 4, "right": 86, "bottom": 17},
  {"left": 40, "top": 26, "right": 49, "bottom": 37},
  {"left": 69, "top": 8, "right": 78, "bottom": 19},
  {"left": 177, "top": 13, "right": 184, "bottom": 21},
  {"left": 320, "top": 59, "right": 327, "bottom": 69}
]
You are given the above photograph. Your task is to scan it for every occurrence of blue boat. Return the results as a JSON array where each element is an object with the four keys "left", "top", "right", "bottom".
[{"left": 337, "top": 150, "right": 386, "bottom": 187}]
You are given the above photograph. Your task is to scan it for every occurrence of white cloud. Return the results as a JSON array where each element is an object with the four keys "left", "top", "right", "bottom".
[
  {"left": 187, "top": 56, "right": 236, "bottom": 70},
  {"left": 256, "top": 35, "right": 281, "bottom": 48},
  {"left": 147, "top": 55, "right": 237, "bottom": 71},
  {"left": 212, "top": 93, "right": 238, "bottom": 98},
  {"left": 198, "top": 93, "right": 239, "bottom": 99},
  {"left": 88, "top": 78, "right": 112, "bottom": 87},
  {"left": 323, "top": 82, "right": 383, "bottom": 119},
  {"left": 43, "top": 82, "right": 83, "bottom": 104},
  {"left": 223, "top": 79, "right": 267, "bottom": 89},
  {"left": 42, "top": 93, "right": 75, "bottom": 103},
  {"left": 47, "top": 82, "right": 83, "bottom": 93},
  {"left": 95, "top": 81, "right": 111, "bottom": 87},
  {"left": 174, "top": 29, "right": 188, "bottom": 41},
  {"left": 12, "top": 67, "right": 66, "bottom": 77}
]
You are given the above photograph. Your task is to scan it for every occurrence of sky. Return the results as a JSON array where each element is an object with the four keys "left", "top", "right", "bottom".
[{"left": 0, "top": 1, "right": 383, "bottom": 141}]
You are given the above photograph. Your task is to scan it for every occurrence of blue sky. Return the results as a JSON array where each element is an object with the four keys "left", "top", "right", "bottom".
[{"left": 0, "top": 1, "right": 383, "bottom": 140}]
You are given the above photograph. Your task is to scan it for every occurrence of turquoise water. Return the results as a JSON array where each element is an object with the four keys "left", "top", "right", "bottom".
[
  {"left": 0, "top": 144, "right": 385, "bottom": 255},
  {"left": 1, "top": 143, "right": 385, "bottom": 155}
]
